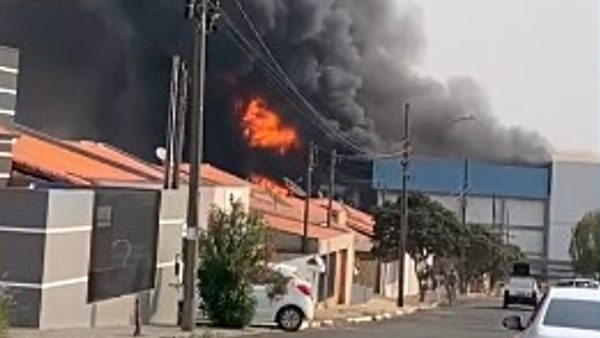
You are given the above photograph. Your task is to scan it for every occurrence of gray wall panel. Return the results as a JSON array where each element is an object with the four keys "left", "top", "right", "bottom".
[
  {"left": 0, "top": 189, "right": 48, "bottom": 227},
  {"left": 0, "top": 47, "right": 19, "bottom": 69},
  {"left": 0, "top": 233, "right": 45, "bottom": 283},
  {"left": 0, "top": 92, "right": 16, "bottom": 110},
  {"left": 0, "top": 159, "right": 10, "bottom": 173},
  {"left": 0, "top": 72, "right": 16, "bottom": 90},
  {"left": 6, "top": 287, "right": 40, "bottom": 328},
  {"left": 0, "top": 142, "right": 11, "bottom": 153},
  {"left": 0, "top": 115, "right": 13, "bottom": 126}
]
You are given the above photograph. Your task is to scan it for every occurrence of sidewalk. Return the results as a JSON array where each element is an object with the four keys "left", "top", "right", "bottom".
[
  {"left": 9, "top": 325, "right": 274, "bottom": 338},
  {"left": 312, "top": 293, "right": 440, "bottom": 327},
  {"left": 9, "top": 293, "right": 489, "bottom": 337}
]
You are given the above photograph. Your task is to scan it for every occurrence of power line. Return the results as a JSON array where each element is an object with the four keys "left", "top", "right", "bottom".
[
  {"left": 221, "top": 25, "right": 340, "bottom": 147},
  {"left": 223, "top": 4, "right": 372, "bottom": 155}
]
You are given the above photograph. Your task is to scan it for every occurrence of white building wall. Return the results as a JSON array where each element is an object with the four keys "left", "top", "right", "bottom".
[
  {"left": 382, "top": 192, "right": 547, "bottom": 258},
  {"left": 504, "top": 199, "right": 545, "bottom": 227},
  {"left": 198, "top": 186, "right": 251, "bottom": 230},
  {"left": 549, "top": 158, "right": 600, "bottom": 263}
]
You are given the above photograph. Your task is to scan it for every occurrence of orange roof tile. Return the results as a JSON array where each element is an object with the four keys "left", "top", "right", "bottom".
[
  {"left": 312, "top": 198, "right": 375, "bottom": 237},
  {"left": 9, "top": 125, "right": 356, "bottom": 243},
  {"left": 10, "top": 126, "right": 255, "bottom": 188},
  {"left": 178, "top": 163, "right": 250, "bottom": 187},
  {"left": 250, "top": 182, "right": 351, "bottom": 241},
  {"left": 11, "top": 127, "right": 160, "bottom": 186},
  {"left": 66, "top": 140, "right": 164, "bottom": 180},
  {"left": 262, "top": 212, "right": 346, "bottom": 240}
]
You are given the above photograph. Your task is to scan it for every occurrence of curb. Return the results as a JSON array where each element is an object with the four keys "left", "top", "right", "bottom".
[{"left": 310, "top": 302, "right": 439, "bottom": 328}]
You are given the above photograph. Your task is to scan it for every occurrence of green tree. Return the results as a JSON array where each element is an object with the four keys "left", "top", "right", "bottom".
[
  {"left": 373, "top": 193, "right": 464, "bottom": 302},
  {"left": 569, "top": 211, "right": 600, "bottom": 278},
  {"left": 197, "top": 202, "right": 271, "bottom": 328},
  {"left": 462, "top": 225, "right": 524, "bottom": 292},
  {"left": 463, "top": 225, "right": 495, "bottom": 287}
]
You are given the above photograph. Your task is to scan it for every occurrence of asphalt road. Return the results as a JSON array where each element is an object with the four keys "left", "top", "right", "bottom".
[{"left": 257, "top": 298, "right": 534, "bottom": 338}]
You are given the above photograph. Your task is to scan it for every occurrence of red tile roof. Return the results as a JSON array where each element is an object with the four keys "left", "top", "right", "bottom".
[
  {"left": 262, "top": 213, "right": 346, "bottom": 240},
  {"left": 11, "top": 127, "right": 161, "bottom": 185},
  {"left": 10, "top": 126, "right": 252, "bottom": 187},
  {"left": 249, "top": 184, "right": 355, "bottom": 240},
  {"left": 180, "top": 163, "right": 250, "bottom": 187},
  {"left": 9, "top": 125, "right": 362, "bottom": 242},
  {"left": 312, "top": 198, "right": 375, "bottom": 237}
]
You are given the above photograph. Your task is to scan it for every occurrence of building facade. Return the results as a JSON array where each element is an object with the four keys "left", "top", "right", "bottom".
[
  {"left": 547, "top": 152, "right": 600, "bottom": 277},
  {"left": 373, "top": 154, "right": 600, "bottom": 279}
]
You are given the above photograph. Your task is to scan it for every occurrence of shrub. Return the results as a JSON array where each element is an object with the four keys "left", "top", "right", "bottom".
[{"left": 197, "top": 202, "right": 270, "bottom": 328}]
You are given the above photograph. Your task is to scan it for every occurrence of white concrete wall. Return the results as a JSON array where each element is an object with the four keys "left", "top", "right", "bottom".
[
  {"left": 549, "top": 158, "right": 600, "bottom": 263},
  {"left": 505, "top": 199, "right": 545, "bottom": 227},
  {"left": 379, "top": 254, "right": 419, "bottom": 299},
  {"left": 198, "top": 186, "right": 250, "bottom": 230}
]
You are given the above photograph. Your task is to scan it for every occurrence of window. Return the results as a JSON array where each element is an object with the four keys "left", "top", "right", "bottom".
[{"left": 543, "top": 299, "right": 600, "bottom": 331}]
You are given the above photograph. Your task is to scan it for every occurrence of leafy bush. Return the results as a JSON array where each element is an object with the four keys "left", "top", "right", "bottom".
[
  {"left": 253, "top": 268, "right": 292, "bottom": 300},
  {"left": 569, "top": 211, "right": 600, "bottom": 278},
  {"left": 197, "top": 202, "right": 270, "bottom": 328}
]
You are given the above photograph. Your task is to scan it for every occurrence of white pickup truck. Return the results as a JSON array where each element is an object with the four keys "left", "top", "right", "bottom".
[{"left": 503, "top": 276, "right": 539, "bottom": 309}]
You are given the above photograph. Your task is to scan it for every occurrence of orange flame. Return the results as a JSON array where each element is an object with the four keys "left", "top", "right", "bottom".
[
  {"left": 241, "top": 97, "right": 299, "bottom": 154},
  {"left": 251, "top": 174, "right": 290, "bottom": 197}
]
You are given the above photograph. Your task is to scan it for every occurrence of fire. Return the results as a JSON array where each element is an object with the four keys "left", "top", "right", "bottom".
[
  {"left": 251, "top": 174, "right": 290, "bottom": 197},
  {"left": 241, "top": 97, "right": 299, "bottom": 154}
]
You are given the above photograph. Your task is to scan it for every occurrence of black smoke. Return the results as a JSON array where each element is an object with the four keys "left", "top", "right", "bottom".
[{"left": 0, "top": 0, "right": 551, "bottom": 181}]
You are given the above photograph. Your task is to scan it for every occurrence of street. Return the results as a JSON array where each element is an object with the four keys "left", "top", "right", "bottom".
[{"left": 258, "top": 298, "right": 533, "bottom": 338}]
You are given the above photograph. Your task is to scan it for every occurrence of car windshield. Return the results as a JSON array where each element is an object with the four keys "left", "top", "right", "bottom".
[
  {"left": 543, "top": 299, "right": 600, "bottom": 331},
  {"left": 509, "top": 278, "right": 534, "bottom": 288}
]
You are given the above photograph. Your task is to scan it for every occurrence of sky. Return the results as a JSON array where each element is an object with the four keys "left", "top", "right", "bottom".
[{"left": 414, "top": 0, "right": 599, "bottom": 154}]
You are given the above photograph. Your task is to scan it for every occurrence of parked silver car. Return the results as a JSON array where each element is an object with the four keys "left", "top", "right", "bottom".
[{"left": 502, "top": 287, "right": 600, "bottom": 338}]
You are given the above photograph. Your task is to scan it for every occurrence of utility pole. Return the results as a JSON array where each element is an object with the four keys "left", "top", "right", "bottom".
[
  {"left": 322, "top": 149, "right": 337, "bottom": 308},
  {"left": 492, "top": 194, "right": 496, "bottom": 227},
  {"left": 459, "top": 158, "right": 468, "bottom": 294},
  {"left": 172, "top": 62, "right": 188, "bottom": 189},
  {"left": 397, "top": 102, "right": 410, "bottom": 307},
  {"left": 505, "top": 209, "right": 511, "bottom": 245},
  {"left": 302, "top": 141, "right": 316, "bottom": 253},
  {"left": 163, "top": 56, "right": 181, "bottom": 189},
  {"left": 461, "top": 158, "right": 468, "bottom": 226},
  {"left": 182, "top": 0, "right": 219, "bottom": 331},
  {"left": 326, "top": 149, "right": 337, "bottom": 228}
]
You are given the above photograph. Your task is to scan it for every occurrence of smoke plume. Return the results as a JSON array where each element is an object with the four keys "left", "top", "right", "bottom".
[{"left": 0, "top": 0, "right": 551, "bottom": 175}]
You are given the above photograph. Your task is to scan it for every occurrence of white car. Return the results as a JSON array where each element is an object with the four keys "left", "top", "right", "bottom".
[
  {"left": 553, "top": 278, "right": 599, "bottom": 289},
  {"left": 252, "top": 265, "right": 314, "bottom": 332},
  {"left": 502, "top": 287, "right": 600, "bottom": 338},
  {"left": 197, "top": 263, "right": 314, "bottom": 332},
  {"left": 503, "top": 276, "right": 539, "bottom": 308}
]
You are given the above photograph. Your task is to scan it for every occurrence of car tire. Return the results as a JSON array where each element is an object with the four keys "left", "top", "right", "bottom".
[
  {"left": 276, "top": 306, "right": 304, "bottom": 332},
  {"left": 503, "top": 292, "right": 509, "bottom": 309}
]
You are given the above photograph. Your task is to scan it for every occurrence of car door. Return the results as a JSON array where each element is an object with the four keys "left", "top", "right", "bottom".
[{"left": 252, "top": 284, "right": 274, "bottom": 323}]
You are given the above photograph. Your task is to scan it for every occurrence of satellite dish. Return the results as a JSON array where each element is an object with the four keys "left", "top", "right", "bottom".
[{"left": 155, "top": 147, "right": 167, "bottom": 162}]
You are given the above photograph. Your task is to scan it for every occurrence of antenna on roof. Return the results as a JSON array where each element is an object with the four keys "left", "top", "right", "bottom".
[{"left": 284, "top": 177, "right": 307, "bottom": 197}]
